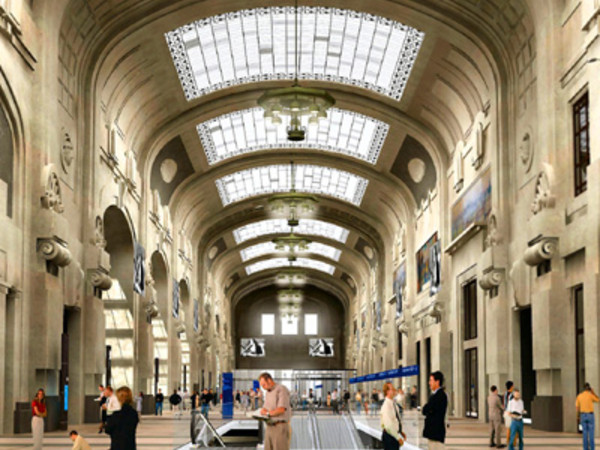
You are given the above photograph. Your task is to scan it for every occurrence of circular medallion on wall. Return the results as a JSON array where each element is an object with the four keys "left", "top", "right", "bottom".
[{"left": 160, "top": 158, "right": 178, "bottom": 183}]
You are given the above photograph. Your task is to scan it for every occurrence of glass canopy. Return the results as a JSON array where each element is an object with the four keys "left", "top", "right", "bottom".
[
  {"left": 233, "top": 218, "right": 349, "bottom": 244},
  {"left": 197, "top": 107, "right": 388, "bottom": 165},
  {"left": 215, "top": 164, "right": 368, "bottom": 206},
  {"left": 166, "top": 7, "right": 424, "bottom": 101},
  {"left": 245, "top": 257, "right": 336, "bottom": 275},
  {"left": 240, "top": 241, "right": 341, "bottom": 262}
]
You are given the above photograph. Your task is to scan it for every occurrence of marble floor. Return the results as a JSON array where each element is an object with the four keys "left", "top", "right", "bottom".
[{"left": 0, "top": 408, "right": 595, "bottom": 449}]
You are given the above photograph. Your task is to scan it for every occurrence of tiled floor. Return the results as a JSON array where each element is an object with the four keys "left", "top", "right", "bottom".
[{"left": 0, "top": 408, "right": 595, "bottom": 449}]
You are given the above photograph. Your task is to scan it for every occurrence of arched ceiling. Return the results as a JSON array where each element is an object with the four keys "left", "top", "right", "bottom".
[{"left": 55, "top": 0, "right": 535, "bottom": 300}]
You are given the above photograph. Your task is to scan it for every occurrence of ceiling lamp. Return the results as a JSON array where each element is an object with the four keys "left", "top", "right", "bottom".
[
  {"left": 268, "top": 161, "right": 318, "bottom": 227},
  {"left": 275, "top": 268, "right": 307, "bottom": 286},
  {"left": 278, "top": 288, "right": 304, "bottom": 304},
  {"left": 257, "top": 1, "right": 335, "bottom": 141},
  {"left": 272, "top": 233, "right": 311, "bottom": 262}
]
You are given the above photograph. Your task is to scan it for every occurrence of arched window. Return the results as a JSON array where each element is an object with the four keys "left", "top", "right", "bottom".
[{"left": 0, "top": 106, "right": 14, "bottom": 217}]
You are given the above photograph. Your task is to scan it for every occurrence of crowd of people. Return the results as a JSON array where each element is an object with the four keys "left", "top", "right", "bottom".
[{"left": 26, "top": 373, "right": 599, "bottom": 450}]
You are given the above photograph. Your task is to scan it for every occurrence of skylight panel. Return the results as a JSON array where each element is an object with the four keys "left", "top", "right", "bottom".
[
  {"left": 215, "top": 165, "right": 368, "bottom": 206},
  {"left": 166, "top": 7, "right": 424, "bottom": 101},
  {"left": 233, "top": 219, "right": 349, "bottom": 244},
  {"left": 240, "top": 241, "right": 341, "bottom": 262},
  {"left": 245, "top": 257, "right": 335, "bottom": 275},
  {"left": 197, "top": 107, "right": 388, "bottom": 165}
]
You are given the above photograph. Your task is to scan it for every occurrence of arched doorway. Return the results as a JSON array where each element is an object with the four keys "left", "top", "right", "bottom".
[
  {"left": 178, "top": 280, "right": 191, "bottom": 392},
  {"left": 150, "top": 251, "right": 169, "bottom": 394},
  {"left": 103, "top": 206, "right": 135, "bottom": 389}
]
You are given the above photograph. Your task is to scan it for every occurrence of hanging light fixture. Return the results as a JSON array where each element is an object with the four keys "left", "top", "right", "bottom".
[
  {"left": 275, "top": 268, "right": 307, "bottom": 286},
  {"left": 278, "top": 288, "right": 303, "bottom": 323},
  {"left": 268, "top": 161, "right": 318, "bottom": 227},
  {"left": 257, "top": 0, "right": 335, "bottom": 141}
]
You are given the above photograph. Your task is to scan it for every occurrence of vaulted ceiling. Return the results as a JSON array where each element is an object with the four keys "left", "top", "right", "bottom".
[{"left": 53, "top": 0, "right": 535, "bottom": 303}]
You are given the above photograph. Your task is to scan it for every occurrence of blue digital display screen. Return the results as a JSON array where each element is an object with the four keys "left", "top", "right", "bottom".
[{"left": 64, "top": 385, "right": 68, "bottom": 411}]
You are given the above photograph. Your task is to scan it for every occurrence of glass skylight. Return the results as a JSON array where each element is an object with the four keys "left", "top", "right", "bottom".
[
  {"left": 198, "top": 107, "right": 388, "bottom": 165},
  {"left": 166, "top": 7, "right": 424, "bottom": 101},
  {"left": 245, "top": 257, "right": 336, "bottom": 276},
  {"left": 216, "top": 164, "right": 368, "bottom": 206},
  {"left": 233, "top": 219, "right": 349, "bottom": 244},
  {"left": 240, "top": 241, "right": 341, "bottom": 262}
]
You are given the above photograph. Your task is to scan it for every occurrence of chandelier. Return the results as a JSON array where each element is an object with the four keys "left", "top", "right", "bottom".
[
  {"left": 278, "top": 288, "right": 303, "bottom": 322},
  {"left": 257, "top": 1, "right": 335, "bottom": 141},
  {"left": 272, "top": 233, "right": 311, "bottom": 262},
  {"left": 275, "top": 268, "right": 307, "bottom": 286},
  {"left": 268, "top": 161, "right": 318, "bottom": 227}
]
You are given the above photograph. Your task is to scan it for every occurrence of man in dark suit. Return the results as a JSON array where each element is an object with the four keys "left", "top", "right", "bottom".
[{"left": 422, "top": 371, "right": 448, "bottom": 449}]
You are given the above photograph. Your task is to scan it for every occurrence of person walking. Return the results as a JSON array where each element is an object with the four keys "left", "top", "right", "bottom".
[
  {"left": 169, "top": 389, "right": 182, "bottom": 419},
  {"left": 308, "top": 388, "right": 315, "bottom": 412},
  {"left": 576, "top": 382, "right": 599, "bottom": 450},
  {"left": 488, "top": 386, "right": 505, "bottom": 448},
  {"left": 96, "top": 384, "right": 106, "bottom": 433},
  {"left": 343, "top": 390, "right": 351, "bottom": 411},
  {"left": 105, "top": 386, "right": 139, "bottom": 450},
  {"left": 395, "top": 387, "right": 406, "bottom": 415},
  {"left": 259, "top": 372, "right": 292, "bottom": 450},
  {"left": 69, "top": 430, "right": 92, "bottom": 450},
  {"left": 410, "top": 386, "right": 418, "bottom": 409},
  {"left": 134, "top": 392, "right": 144, "bottom": 419},
  {"left": 200, "top": 388, "right": 211, "bottom": 418},
  {"left": 507, "top": 389, "right": 526, "bottom": 450},
  {"left": 371, "top": 389, "right": 380, "bottom": 416},
  {"left": 326, "top": 391, "right": 332, "bottom": 408},
  {"left": 155, "top": 389, "right": 164, "bottom": 416},
  {"left": 355, "top": 390, "right": 362, "bottom": 415},
  {"left": 381, "top": 382, "right": 407, "bottom": 450},
  {"left": 503, "top": 381, "right": 515, "bottom": 446},
  {"left": 103, "top": 386, "right": 121, "bottom": 420},
  {"left": 332, "top": 389, "right": 339, "bottom": 415},
  {"left": 31, "top": 388, "right": 47, "bottom": 450},
  {"left": 422, "top": 371, "right": 448, "bottom": 450}
]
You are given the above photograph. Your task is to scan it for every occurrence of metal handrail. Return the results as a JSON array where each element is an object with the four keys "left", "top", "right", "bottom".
[
  {"left": 308, "top": 410, "right": 322, "bottom": 449},
  {"left": 190, "top": 410, "right": 227, "bottom": 447},
  {"left": 343, "top": 410, "right": 362, "bottom": 449}
]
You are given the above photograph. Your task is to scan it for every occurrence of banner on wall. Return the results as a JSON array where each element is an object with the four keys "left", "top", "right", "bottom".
[
  {"left": 133, "top": 242, "right": 146, "bottom": 296},
  {"left": 393, "top": 262, "right": 406, "bottom": 318},
  {"left": 349, "top": 365, "right": 420, "bottom": 384},
  {"left": 309, "top": 338, "right": 334, "bottom": 357},
  {"left": 172, "top": 279, "right": 180, "bottom": 319},
  {"left": 240, "top": 338, "right": 265, "bottom": 357},
  {"left": 222, "top": 372, "right": 233, "bottom": 419},
  {"left": 193, "top": 298, "right": 199, "bottom": 332}
]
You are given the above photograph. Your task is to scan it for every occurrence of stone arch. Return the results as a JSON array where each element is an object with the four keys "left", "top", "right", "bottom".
[
  {"left": 178, "top": 278, "right": 191, "bottom": 390},
  {"left": 102, "top": 205, "right": 136, "bottom": 389},
  {"left": 150, "top": 250, "right": 170, "bottom": 393}
]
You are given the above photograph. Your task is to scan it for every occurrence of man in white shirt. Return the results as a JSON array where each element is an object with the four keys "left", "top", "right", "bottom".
[
  {"left": 102, "top": 386, "right": 121, "bottom": 417},
  {"left": 381, "top": 382, "right": 407, "bottom": 449},
  {"left": 332, "top": 389, "right": 339, "bottom": 415},
  {"left": 507, "top": 389, "right": 526, "bottom": 450}
]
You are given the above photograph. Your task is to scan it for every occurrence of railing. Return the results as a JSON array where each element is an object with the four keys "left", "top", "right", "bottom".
[
  {"left": 308, "top": 410, "right": 322, "bottom": 449},
  {"left": 190, "top": 410, "right": 226, "bottom": 447},
  {"left": 342, "top": 410, "right": 362, "bottom": 449}
]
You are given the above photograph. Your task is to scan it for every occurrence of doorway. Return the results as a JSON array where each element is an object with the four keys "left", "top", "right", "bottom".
[
  {"left": 519, "top": 308, "right": 536, "bottom": 419},
  {"left": 465, "top": 348, "right": 478, "bottom": 418}
]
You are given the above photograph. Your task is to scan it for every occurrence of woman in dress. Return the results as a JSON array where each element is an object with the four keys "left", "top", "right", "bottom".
[
  {"left": 31, "top": 388, "right": 47, "bottom": 450},
  {"left": 105, "top": 386, "right": 139, "bottom": 450}
]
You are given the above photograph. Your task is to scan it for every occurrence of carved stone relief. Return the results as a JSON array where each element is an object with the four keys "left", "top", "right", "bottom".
[
  {"left": 60, "top": 130, "right": 75, "bottom": 174},
  {"left": 37, "top": 236, "right": 72, "bottom": 267},
  {"left": 40, "top": 165, "right": 64, "bottom": 213},
  {"left": 531, "top": 164, "right": 556, "bottom": 215},
  {"left": 519, "top": 128, "right": 534, "bottom": 173}
]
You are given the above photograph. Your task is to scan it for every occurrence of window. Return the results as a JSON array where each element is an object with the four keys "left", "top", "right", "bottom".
[
  {"left": 281, "top": 316, "right": 298, "bottom": 335},
  {"left": 305, "top": 314, "right": 318, "bottom": 335},
  {"left": 463, "top": 280, "right": 477, "bottom": 340},
  {"left": 215, "top": 164, "right": 369, "bottom": 206},
  {"left": 398, "top": 331, "right": 403, "bottom": 360},
  {"left": 573, "top": 93, "right": 590, "bottom": 196},
  {"left": 245, "top": 257, "right": 336, "bottom": 276},
  {"left": 233, "top": 218, "right": 349, "bottom": 244},
  {"left": 536, "top": 259, "right": 551, "bottom": 277},
  {"left": 198, "top": 107, "right": 388, "bottom": 165},
  {"left": 575, "top": 285, "right": 585, "bottom": 393},
  {"left": 166, "top": 7, "right": 424, "bottom": 101},
  {"left": 261, "top": 313, "right": 275, "bottom": 335},
  {"left": 240, "top": 241, "right": 341, "bottom": 262}
]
